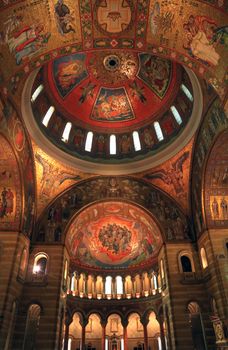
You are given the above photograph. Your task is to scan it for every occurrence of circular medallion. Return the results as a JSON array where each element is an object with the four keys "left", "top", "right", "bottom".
[
  {"left": 95, "top": 0, "right": 133, "bottom": 35},
  {"left": 88, "top": 51, "right": 138, "bottom": 85},
  {"left": 104, "top": 55, "right": 120, "bottom": 72}
]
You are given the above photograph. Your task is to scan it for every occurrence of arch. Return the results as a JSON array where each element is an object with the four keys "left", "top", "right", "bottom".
[
  {"left": 200, "top": 247, "right": 208, "bottom": 269},
  {"left": 33, "top": 253, "right": 48, "bottom": 274},
  {"left": 187, "top": 302, "right": 207, "bottom": 350},
  {"left": 127, "top": 312, "right": 144, "bottom": 347},
  {"left": 69, "top": 312, "right": 83, "bottom": 350},
  {"left": 147, "top": 311, "right": 160, "bottom": 350},
  {"left": 23, "top": 304, "right": 41, "bottom": 350},
  {"left": 178, "top": 251, "right": 195, "bottom": 273},
  {"left": 85, "top": 313, "right": 102, "bottom": 346}
]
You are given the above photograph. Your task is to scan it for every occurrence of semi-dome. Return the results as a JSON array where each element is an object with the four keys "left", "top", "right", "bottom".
[{"left": 66, "top": 201, "right": 163, "bottom": 272}]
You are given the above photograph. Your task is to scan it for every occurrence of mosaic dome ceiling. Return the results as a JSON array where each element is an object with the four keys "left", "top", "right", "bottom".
[
  {"left": 26, "top": 49, "right": 199, "bottom": 172},
  {"left": 66, "top": 201, "right": 163, "bottom": 271}
]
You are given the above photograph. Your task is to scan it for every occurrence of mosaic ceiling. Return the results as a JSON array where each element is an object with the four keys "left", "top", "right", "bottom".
[
  {"left": 66, "top": 201, "right": 163, "bottom": 270},
  {"left": 45, "top": 51, "right": 176, "bottom": 129}
]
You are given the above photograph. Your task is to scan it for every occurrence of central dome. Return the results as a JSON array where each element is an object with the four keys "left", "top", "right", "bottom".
[
  {"left": 45, "top": 50, "right": 178, "bottom": 130},
  {"left": 66, "top": 201, "right": 163, "bottom": 271},
  {"left": 24, "top": 49, "right": 202, "bottom": 173}
]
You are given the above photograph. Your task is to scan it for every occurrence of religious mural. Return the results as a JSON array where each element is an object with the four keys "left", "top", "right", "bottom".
[
  {"left": 141, "top": 139, "right": 194, "bottom": 212},
  {"left": 137, "top": 53, "right": 171, "bottom": 99},
  {"left": 91, "top": 87, "right": 134, "bottom": 122},
  {"left": 53, "top": 53, "right": 88, "bottom": 97},
  {"left": 0, "top": 0, "right": 227, "bottom": 99},
  {"left": 67, "top": 201, "right": 162, "bottom": 269},
  {"left": 191, "top": 98, "right": 228, "bottom": 235},
  {"left": 94, "top": 0, "right": 133, "bottom": 35},
  {"left": 0, "top": 135, "right": 19, "bottom": 228},
  {"left": 34, "top": 146, "right": 88, "bottom": 216},
  {"left": 0, "top": 96, "right": 35, "bottom": 235},
  {"left": 36, "top": 177, "right": 192, "bottom": 244},
  {"left": 204, "top": 130, "right": 228, "bottom": 227}
]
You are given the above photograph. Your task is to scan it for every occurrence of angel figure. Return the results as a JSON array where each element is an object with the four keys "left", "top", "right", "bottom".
[{"left": 143, "top": 151, "right": 189, "bottom": 196}]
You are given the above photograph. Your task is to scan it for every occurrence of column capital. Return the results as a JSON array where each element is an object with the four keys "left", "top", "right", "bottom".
[{"left": 122, "top": 319, "right": 129, "bottom": 328}]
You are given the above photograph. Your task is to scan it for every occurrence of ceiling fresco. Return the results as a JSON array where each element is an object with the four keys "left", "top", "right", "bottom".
[
  {"left": 33, "top": 143, "right": 93, "bottom": 216},
  {"left": 46, "top": 51, "right": 176, "bottom": 129},
  {"left": 0, "top": 0, "right": 227, "bottom": 100},
  {"left": 139, "top": 137, "right": 194, "bottom": 212},
  {"left": 66, "top": 201, "right": 163, "bottom": 269}
]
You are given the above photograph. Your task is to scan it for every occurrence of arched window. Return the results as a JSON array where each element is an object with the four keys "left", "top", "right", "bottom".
[
  {"left": 31, "top": 84, "right": 44, "bottom": 102},
  {"left": 18, "top": 247, "right": 28, "bottom": 279},
  {"left": 170, "top": 105, "right": 182, "bottom": 125},
  {"left": 23, "top": 304, "right": 41, "bottom": 350},
  {"left": 62, "top": 122, "right": 72, "bottom": 143},
  {"left": 154, "top": 121, "right": 164, "bottom": 141},
  {"left": 33, "top": 253, "right": 48, "bottom": 275},
  {"left": 132, "top": 131, "right": 141, "bottom": 151},
  {"left": 178, "top": 251, "right": 195, "bottom": 273},
  {"left": 63, "top": 259, "right": 68, "bottom": 288},
  {"left": 200, "top": 247, "right": 208, "bottom": 269},
  {"left": 180, "top": 255, "right": 192, "bottom": 272},
  {"left": 116, "top": 276, "right": 123, "bottom": 295},
  {"left": 42, "top": 106, "right": 55, "bottom": 127},
  {"left": 110, "top": 134, "right": 116, "bottom": 155},
  {"left": 85, "top": 131, "right": 93, "bottom": 152},
  {"left": 105, "top": 276, "right": 112, "bottom": 295},
  {"left": 181, "top": 84, "right": 193, "bottom": 102}
]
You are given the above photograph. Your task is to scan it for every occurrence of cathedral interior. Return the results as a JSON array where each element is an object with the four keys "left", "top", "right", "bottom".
[{"left": 0, "top": 0, "right": 227, "bottom": 349}]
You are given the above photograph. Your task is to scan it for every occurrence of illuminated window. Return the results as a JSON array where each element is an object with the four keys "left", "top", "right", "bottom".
[
  {"left": 153, "top": 274, "right": 158, "bottom": 290},
  {"left": 154, "top": 122, "right": 164, "bottom": 141},
  {"left": 181, "top": 84, "right": 193, "bottom": 102},
  {"left": 110, "top": 134, "right": 116, "bottom": 155},
  {"left": 31, "top": 84, "right": 44, "bottom": 102},
  {"left": 61, "top": 122, "right": 72, "bottom": 143},
  {"left": 133, "top": 131, "right": 141, "bottom": 151},
  {"left": 160, "top": 259, "right": 165, "bottom": 279},
  {"left": 200, "top": 247, "right": 208, "bottom": 269},
  {"left": 105, "top": 276, "right": 112, "bottom": 295},
  {"left": 33, "top": 253, "right": 48, "bottom": 274},
  {"left": 85, "top": 131, "right": 93, "bottom": 152},
  {"left": 18, "top": 248, "right": 28, "bottom": 279},
  {"left": 42, "top": 106, "right": 55, "bottom": 127},
  {"left": 170, "top": 106, "right": 182, "bottom": 125},
  {"left": 116, "top": 276, "right": 123, "bottom": 294}
]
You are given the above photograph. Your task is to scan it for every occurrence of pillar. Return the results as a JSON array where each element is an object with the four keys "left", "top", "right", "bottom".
[
  {"left": 101, "top": 321, "right": 107, "bottom": 350},
  {"left": 123, "top": 276, "right": 126, "bottom": 297},
  {"left": 102, "top": 276, "right": 106, "bottom": 298},
  {"left": 63, "top": 319, "right": 70, "bottom": 350},
  {"left": 142, "top": 320, "right": 149, "bottom": 350},
  {"left": 159, "top": 316, "right": 166, "bottom": 350},
  {"left": 112, "top": 276, "right": 116, "bottom": 298},
  {"left": 80, "top": 320, "right": 88, "bottom": 350},
  {"left": 122, "top": 320, "right": 128, "bottom": 350}
]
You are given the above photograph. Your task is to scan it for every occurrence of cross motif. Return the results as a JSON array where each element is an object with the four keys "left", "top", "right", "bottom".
[{"left": 97, "top": 0, "right": 131, "bottom": 33}]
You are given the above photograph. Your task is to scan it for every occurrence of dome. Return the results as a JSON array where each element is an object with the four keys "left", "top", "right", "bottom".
[
  {"left": 23, "top": 49, "right": 202, "bottom": 174},
  {"left": 66, "top": 201, "right": 163, "bottom": 272}
]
